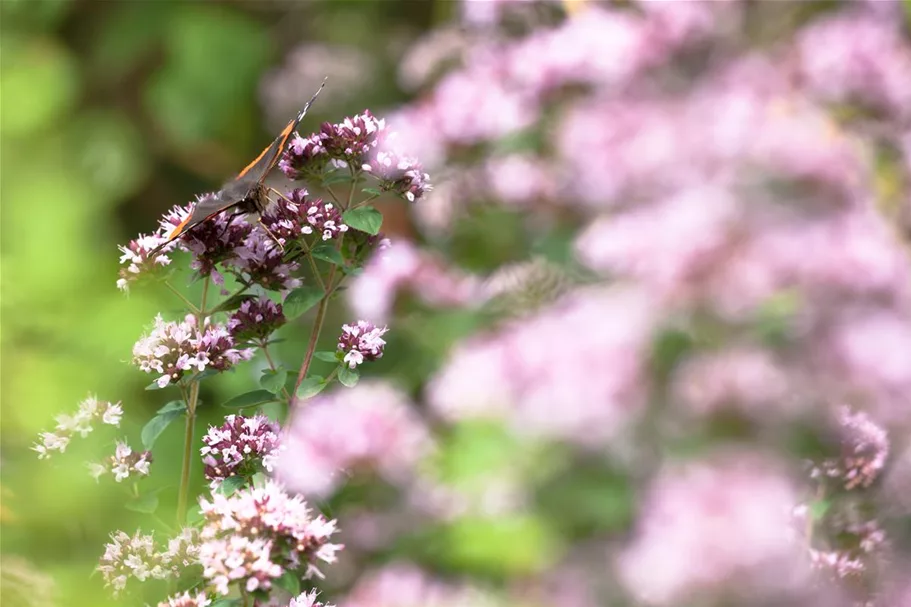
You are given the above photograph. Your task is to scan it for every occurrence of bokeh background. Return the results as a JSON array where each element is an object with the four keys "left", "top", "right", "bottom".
[{"left": 3, "top": 0, "right": 911, "bottom": 606}]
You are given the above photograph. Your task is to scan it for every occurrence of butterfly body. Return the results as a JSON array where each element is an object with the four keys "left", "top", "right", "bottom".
[{"left": 150, "top": 81, "right": 325, "bottom": 255}]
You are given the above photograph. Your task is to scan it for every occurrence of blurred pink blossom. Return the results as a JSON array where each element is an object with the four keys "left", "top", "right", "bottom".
[
  {"left": 616, "top": 451, "right": 812, "bottom": 605},
  {"left": 347, "top": 240, "right": 484, "bottom": 323},
  {"left": 277, "top": 381, "right": 433, "bottom": 497},
  {"left": 344, "top": 563, "right": 497, "bottom": 607},
  {"left": 427, "top": 287, "right": 656, "bottom": 446}
]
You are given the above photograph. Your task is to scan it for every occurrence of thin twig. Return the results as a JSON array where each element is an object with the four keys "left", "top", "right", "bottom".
[{"left": 164, "top": 281, "right": 199, "bottom": 314}]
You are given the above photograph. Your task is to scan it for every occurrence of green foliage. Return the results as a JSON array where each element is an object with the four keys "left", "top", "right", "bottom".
[
  {"left": 283, "top": 286, "right": 324, "bottom": 320},
  {"left": 259, "top": 369, "right": 288, "bottom": 395},
  {"left": 222, "top": 390, "right": 278, "bottom": 409},
  {"left": 141, "top": 407, "right": 185, "bottom": 450},
  {"left": 342, "top": 206, "right": 383, "bottom": 235}
]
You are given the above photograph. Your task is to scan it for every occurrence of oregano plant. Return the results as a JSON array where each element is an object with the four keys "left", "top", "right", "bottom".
[{"left": 34, "top": 108, "right": 430, "bottom": 607}]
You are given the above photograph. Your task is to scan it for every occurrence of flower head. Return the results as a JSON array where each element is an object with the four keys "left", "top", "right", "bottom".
[
  {"left": 89, "top": 441, "right": 152, "bottom": 483},
  {"left": 228, "top": 298, "right": 286, "bottom": 343},
  {"left": 232, "top": 232, "right": 302, "bottom": 292},
  {"left": 33, "top": 395, "right": 122, "bottom": 459},
  {"left": 132, "top": 314, "right": 254, "bottom": 388},
  {"left": 117, "top": 233, "right": 173, "bottom": 291},
  {"left": 201, "top": 414, "right": 281, "bottom": 488},
  {"left": 158, "top": 591, "right": 211, "bottom": 607},
  {"left": 337, "top": 320, "right": 388, "bottom": 369},
  {"left": 199, "top": 480, "right": 341, "bottom": 595},
  {"left": 289, "top": 590, "right": 335, "bottom": 607},
  {"left": 96, "top": 530, "right": 171, "bottom": 595},
  {"left": 812, "top": 406, "right": 889, "bottom": 491},
  {"left": 262, "top": 189, "right": 348, "bottom": 244},
  {"left": 277, "top": 381, "right": 433, "bottom": 497}
]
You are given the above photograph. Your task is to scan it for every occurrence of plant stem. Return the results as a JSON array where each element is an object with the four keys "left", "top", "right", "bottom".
[
  {"left": 291, "top": 268, "right": 336, "bottom": 405},
  {"left": 176, "top": 276, "right": 209, "bottom": 524},
  {"left": 176, "top": 381, "right": 199, "bottom": 525},
  {"left": 164, "top": 281, "right": 199, "bottom": 314},
  {"left": 260, "top": 341, "right": 292, "bottom": 402}
]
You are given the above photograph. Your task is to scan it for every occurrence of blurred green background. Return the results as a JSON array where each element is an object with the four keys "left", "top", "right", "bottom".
[{"left": 0, "top": 1, "right": 459, "bottom": 604}]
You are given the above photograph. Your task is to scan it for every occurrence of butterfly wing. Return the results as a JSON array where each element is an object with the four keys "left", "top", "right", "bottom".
[
  {"left": 234, "top": 79, "right": 327, "bottom": 184},
  {"left": 150, "top": 191, "right": 243, "bottom": 254}
]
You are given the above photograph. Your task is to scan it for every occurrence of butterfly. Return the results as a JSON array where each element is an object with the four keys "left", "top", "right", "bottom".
[{"left": 151, "top": 80, "right": 325, "bottom": 255}]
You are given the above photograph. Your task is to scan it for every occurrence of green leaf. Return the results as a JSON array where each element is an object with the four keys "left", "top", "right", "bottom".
[
  {"left": 321, "top": 170, "right": 352, "bottom": 186},
  {"left": 260, "top": 368, "right": 288, "bottom": 394},
  {"left": 810, "top": 499, "right": 832, "bottom": 521},
  {"left": 194, "top": 367, "right": 221, "bottom": 381},
  {"left": 125, "top": 491, "right": 160, "bottom": 514},
  {"left": 338, "top": 365, "right": 360, "bottom": 388},
  {"left": 311, "top": 243, "right": 345, "bottom": 266},
  {"left": 342, "top": 206, "right": 383, "bottom": 235},
  {"left": 141, "top": 409, "right": 184, "bottom": 450},
  {"left": 274, "top": 570, "right": 301, "bottom": 596},
  {"left": 314, "top": 351, "right": 340, "bottom": 363},
  {"left": 221, "top": 390, "right": 277, "bottom": 409},
  {"left": 295, "top": 375, "right": 327, "bottom": 400},
  {"left": 283, "top": 286, "right": 324, "bottom": 320},
  {"left": 361, "top": 187, "right": 383, "bottom": 197},
  {"left": 258, "top": 400, "right": 286, "bottom": 422},
  {"left": 441, "top": 515, "right": 559, "bottom": 577},
  {"left": 217, "top": 475, "right": 246, "bottom": 496},
  {"left": 156, "top": 400, "right": 187, "bottom": 414},
  {"left": 145, "top": 380, "right": 166, "bottom": 391}
]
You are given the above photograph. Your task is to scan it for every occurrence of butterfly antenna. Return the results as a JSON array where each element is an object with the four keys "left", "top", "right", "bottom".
[
  {"left": 258, "top": 217, "right": 285, "bottom": 252},
  {"left": 295, "top": 78, "right": 328, "bottom": 124}
]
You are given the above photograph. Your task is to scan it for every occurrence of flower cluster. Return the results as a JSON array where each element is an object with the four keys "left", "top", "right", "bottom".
[
  {"left": 809, "top": 519, "right": 888, "bottom": 582},
  {"left": 617, "top": 452, "right": 807, "bottom": 606},
  {"left": 277, "top": 381, "right": 433, "bottom": 497},
  {"left": 337, "top": 320, "right": 388, "bottom": 369},
  {"left": 117, "top": 233, "right": 173, "bottom": 291},
  {"left": 157, "top": 591, "right": 211, "bottom": 607},
  {"left": 200, "top": 414, "right": 281, "bottom": 488},
  {"left": 812, "top": 407, "right": 890, "bottom": 491},
  {"left": 132, "top": 314, "right": 254, "bottom": 388},
  {"left": 427, "top": 287, "right": 655, "bottom": 446},
  {"left": 344, "top": 563, "right": 495, "bottom": 607},
  {"left": 88, "top": 441, "right": 152, "bottom": 483},
  {"left": 281, "top": 111, "right": 431, "bottom": 202},
  {"left": 198, "top": 480, "right": 342, "bottom": 596},
  {"left": 289, "top": 590, "right": 335, "bottom": 607},
  {"left": 228, "top": 298, "right": 286, "bottom": 343},
  {"left": 262, "top": 188, "right": 348, "bottom": 244},
  {"left": 233, "top": 234, "right": 303, "bottom": 292},
  {"left": 33, "top": 395, "right": 123, "bottom": 459},
  {"left": 97, "top": 530, "right": 185, "bottom": 595}
]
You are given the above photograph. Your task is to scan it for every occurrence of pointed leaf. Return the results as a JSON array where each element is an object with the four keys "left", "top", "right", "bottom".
[
  {"left": 141, "top": 409, "right": 184, "bottom": 450},
  {"left": 260, "top": 369, "right": 288, "bottom": 394},
  {"left": 156, "top": 400, "right": 187, "bottom": 414},
  {"left": 296, "top": 375, "right": 327, "bottom": 400},
  {"left": 311, "top": 242, "right": 345, "bottom": 266},
  {"left": 338, "top": 365, "right": 360, "bottom": 388},
  {"left": 222, "top": 390, "right": 278, "bottom": 409},
  {"left": 125, "top": 491, "right": 160, "bottom": 514},
  {"left": 283, "top": 286, "right": 324, "bottom": 320},
  {"left": 361, "top": 187, "right": 383, "bottom": 197},
  {"left": 274, "top": 570, "right": 301, "bottom": 596},
  {"left": 217, "top": 475, "right": 246, "bottom": 496},
  {"left": 342, "top": 206, "right": 383, "bottom": 235},
  {"left": 314, "top": 351, "right": 340, "bottom": 363}
]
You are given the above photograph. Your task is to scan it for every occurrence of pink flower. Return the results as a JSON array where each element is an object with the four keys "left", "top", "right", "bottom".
[
  {"left": 277, "top": 381, "right": 433, "bottom": 497},
  {"left": 427, "top": 287, "right": 655, "bottom": 446},
  {"left": 347, "top": 240, "right": 483, "bottom": 323},
  {"left": 344, "top": 563, "right": 494, "bottom": 607},
  {"left": 337, "top": 320, "right": 388, "bottom": 369},
  {"left": 617, "top": 451, "right": 810, "bottom": 605},
  {"left": 33, "top": 395, "right": 122, "bottom": 459},
  {"left": 157, "top": 591, "right": 211, "bottom": 607},
  {"left": 200, "top": 414, "right": 281, "bottom": 488},
  {"left": 89, "top": 440, "right": 153, "bottom": 483},
  {"left": 198, "top": 480, "right": 341, "bottom": 596},
  {"left": 132, "top": 314, "right": 254, "bottom": 388}
]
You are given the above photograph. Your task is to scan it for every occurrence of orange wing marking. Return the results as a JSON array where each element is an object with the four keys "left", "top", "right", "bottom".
[{"left": 235, "top": 117, "right": 297, "bottom": 181}]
